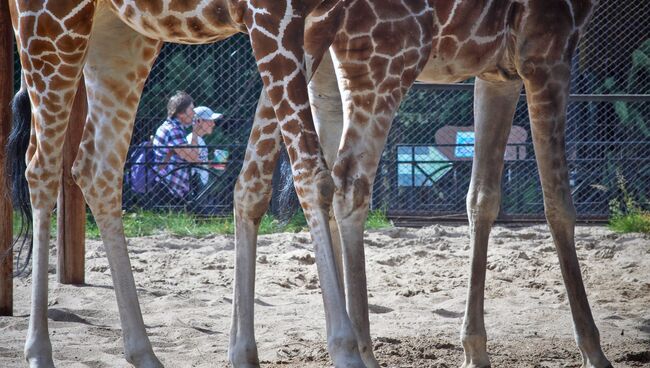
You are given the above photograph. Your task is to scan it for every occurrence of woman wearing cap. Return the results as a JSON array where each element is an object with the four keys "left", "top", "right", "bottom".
[{"left": 187, "top": 106, "right": 222, "bottom": 187}]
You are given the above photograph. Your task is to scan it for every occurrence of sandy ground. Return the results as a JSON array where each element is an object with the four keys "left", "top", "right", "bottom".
[{"left": 0, "top": 224, "right": 649, "bottom": 368}]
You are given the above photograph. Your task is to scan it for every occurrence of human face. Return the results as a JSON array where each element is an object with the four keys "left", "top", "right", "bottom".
[
  {"left": 177, "top": 104, "right": 195, "bottom": 126},
  {"left": 196, "top": 118, "right": 215, "bottom": 136}
]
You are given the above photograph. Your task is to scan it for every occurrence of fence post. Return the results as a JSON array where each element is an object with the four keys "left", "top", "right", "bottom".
[
  {"left": 56, "top": 78, "right": 86, "bottom": 285},
  {"left": 0, "top": 0, "right": 14, "bottom": 316}
]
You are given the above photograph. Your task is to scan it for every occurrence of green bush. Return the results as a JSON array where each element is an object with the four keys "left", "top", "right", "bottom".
[{"left": 608, "top": 172, "right": 650, "bottom": 234}]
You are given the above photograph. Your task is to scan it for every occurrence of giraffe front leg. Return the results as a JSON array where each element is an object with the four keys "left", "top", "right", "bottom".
[
  {"left": 302, "top": 176, "right": 366, "bottom": 368},
  {"left": 326, "top": 27, "right": 431, "bottom": 363},
  {"left": 460, "top": 78, "right": 522, "bottom": 368},
  {"left": 245, "top": 3, "right": 365, "bottom": 367},
  {"left": 331, "top": 170, "right": 378, "bottom": 368},
  {"left": 329, "top": 131, "right": 383, "bottom": 368},
  {"left": 229, "top": 89, "right": 281, "bottom": 368},
  {"left": 312, "top": 48, "right": 382, "bottom": 367}
]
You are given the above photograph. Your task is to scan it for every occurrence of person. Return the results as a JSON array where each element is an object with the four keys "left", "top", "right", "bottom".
[
  {"left": 187, "top": 106, "right": 222, "bottom": 188},
  {"left": 152, "top": 91, "right": 202, "bottom": 202}
]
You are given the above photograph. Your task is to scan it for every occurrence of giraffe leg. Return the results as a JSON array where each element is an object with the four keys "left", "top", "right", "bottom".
[
  {"left": 326, "top": 13, "right": 431, "bottom": 364},
  {"left": 245, "top": 4, "right": 364, "bottom": 367},
  {"left": 229, "top": 89, "right": 281, "bottom": 368},
  {"left": 325, "top": 54, "right": 385, "bottom": 368},
  {"left": 70, "top": 6, "right": 163, "bottom": 367},
  {"left": 521, "top": 63, "right": 611, "bottom": 368},
  {"left": 460, "top": 78, "right": 522, "bottom": 368},
  {"left": 308, "top": 50, "right": 346, "bottom": 291},
  {"left": 10, "top": 1, "right": 96, "bottom": 366},
  {"left": 24, "top": 208, "right": 57, "bottom": 368}
]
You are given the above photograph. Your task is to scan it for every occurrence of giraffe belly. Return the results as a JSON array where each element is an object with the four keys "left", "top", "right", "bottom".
[
  {"left": 420, "top": 0, "right": 519, "bottom": 83},
  {"left": 416, "top": 59, "right": 474, "bottom": 84},
  {"left": 107, "top": 0, "right": 241, "bottom": 44},
  {"left": 416, "top": 48, "right": 509, "bottom": 84}
]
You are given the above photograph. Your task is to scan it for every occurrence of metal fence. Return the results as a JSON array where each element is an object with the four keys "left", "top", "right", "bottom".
[{"left": 12, "top": 2, "right": 650, "bottom": 221}]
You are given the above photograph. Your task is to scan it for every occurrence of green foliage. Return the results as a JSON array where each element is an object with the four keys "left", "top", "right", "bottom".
[
  {"left": 599, "top": 39, "right": 650, "bottom": 138},
  {"left": 365, "top": 210, "right": 392, "bottom": 230},
  {"left": 85, "top": 210, "right": 230, "bottom": 239},
  {"left": 14, "top": 208, "right": 394, "bottom": 240},
  {"left": 257, "top": 211, "right": 308, "bottom": 234},
  {"left": 609, "top": 213, "right": 650, "bottom": 234},
  {"left": 608, "top": 172, "right": 650, "bottom": 234},
  {"left": 597, "top": 39, "right": 650, "bottom": 210}
]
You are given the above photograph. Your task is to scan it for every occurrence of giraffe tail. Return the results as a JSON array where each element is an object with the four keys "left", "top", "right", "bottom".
[
  {"left": 270, "top": 147, "right": 301, "bottom": 223},
  {"left": 4, "top": 87, "right": 33, "bottom": 276}
]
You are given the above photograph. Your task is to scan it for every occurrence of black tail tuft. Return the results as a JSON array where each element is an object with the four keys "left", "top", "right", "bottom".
[
  {"left": 4, "top": 88, "right": 33, "bottom": 276},
  {"left": 270, "top": 147, "right": 301, "bottom": 223}
]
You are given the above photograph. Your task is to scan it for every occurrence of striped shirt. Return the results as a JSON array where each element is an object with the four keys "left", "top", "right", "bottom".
[{"left": 153, "top": 118, "right": 191, "bottom": 198}]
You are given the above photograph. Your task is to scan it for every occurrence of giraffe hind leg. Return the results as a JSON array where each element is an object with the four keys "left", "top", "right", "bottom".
[
  {"left": 308, "top": 50, "right": 346, "bottom": 293},
  {"left": 11, "top": 0, "right": 97, "bottom": 366},
  {"left": 515, "top": 9, "right": 611, "bottom": 365},
  {"left": 70, "top": 5, "right": 163, "bottom": 367},
  {"left": 520, "top": 60, "right": 612, "bottom": 368}
]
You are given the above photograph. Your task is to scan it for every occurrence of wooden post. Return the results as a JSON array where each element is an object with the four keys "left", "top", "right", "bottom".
[
  {"left": 0, "top": 0, "right": 14, "bottom": 316},
  {"left": 56, "top": 78, "right": 86, "bottom": 285}
]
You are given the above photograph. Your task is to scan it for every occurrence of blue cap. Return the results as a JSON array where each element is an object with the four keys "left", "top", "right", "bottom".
[{"left": 193, "top": 106, "right": 223, "bottom": 121}]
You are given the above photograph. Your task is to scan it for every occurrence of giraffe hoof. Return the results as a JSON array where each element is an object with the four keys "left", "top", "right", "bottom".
[
  {"left": 359, "top": 346, "right": 380, "bottom": 368},
  {"left": 582, "top": 360, "right": 613, "bottom": 368},
  {"left": 461, "top": 363, "right": 491, "bottom": 368},
  {"left": 329, "top": 346, "right": 367, "bottom": 368},
  {"left": 232, "top": 364, "right": 260, "bottom": 368},
  {"left": 128, "top": 352, "right": 164, "bottom": 368},
  {"left": 228, "top": 342, "right": 260, "bottom": 368},
  {"left": 27, "top": 357, "right": 55, "bottom": 368},
  {"left": 25, "top": 340, "right": 55, "bottom": 368}
]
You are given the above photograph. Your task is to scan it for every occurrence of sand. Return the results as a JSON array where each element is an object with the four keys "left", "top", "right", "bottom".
[{"left": 1, "top": 224, "right": 649, "bottom": 367}]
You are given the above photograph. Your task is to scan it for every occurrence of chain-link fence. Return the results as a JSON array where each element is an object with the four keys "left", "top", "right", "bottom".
[
  {"left": 374, "top": 1, "right": 649, "bottom": 221},
  {"left": 11, "top": 2, "right": 649, "bottom": 221},
  {"left": 122, "top": 35, "right": 262, "bottom": 215}
]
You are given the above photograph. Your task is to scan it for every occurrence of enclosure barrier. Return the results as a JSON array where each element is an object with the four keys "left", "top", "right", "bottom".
[{"left": 4, "top": 1, "right": 649, "bottom": 313}]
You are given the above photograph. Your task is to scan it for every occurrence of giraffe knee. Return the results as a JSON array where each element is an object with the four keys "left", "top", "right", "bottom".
[
  {"left": 25, "top": 158, "right": 59, "bottom": 210},
  {"left": 233, "top": 177, "right": 272, "bottom": 223},
  {"left": 544, "top": 199, "right": 576, "bottom": 227},
  {"left": 315, "top": 170, "right": 335, "bottom": 209},
  {"left": 351, "top": 176, "right": 370, "bottom": 210},
  {"left": 466, "top": 186, "right": 501, "bottom": 224},
  {"left": 70, "top": 155, "right": 91, "bottom": 192},
  {"left": 332, "top": 175, "right": 371, "bottom": 221}
]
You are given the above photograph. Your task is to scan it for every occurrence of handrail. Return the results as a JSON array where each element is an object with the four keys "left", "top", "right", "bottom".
[{"left": 411, "top": 83, "right": 650, "bottom": 102}]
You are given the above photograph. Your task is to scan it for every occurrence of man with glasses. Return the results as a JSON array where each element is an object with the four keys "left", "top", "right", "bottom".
[{"left": 152, "top": 91, "right": 202, "bottom": 203}]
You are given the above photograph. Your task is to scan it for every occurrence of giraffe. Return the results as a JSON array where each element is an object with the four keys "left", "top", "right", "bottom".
[
  {"left": 232, "top": 0, "right": 613, "bottom": 367},
  {"left": 6, "top": 0, "right": 367, "bottom": 367}
]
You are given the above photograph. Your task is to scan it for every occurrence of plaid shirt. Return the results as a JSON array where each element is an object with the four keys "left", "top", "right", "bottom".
[{"left": 153, "top": 118, "right": 190, "bottom": 197}]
